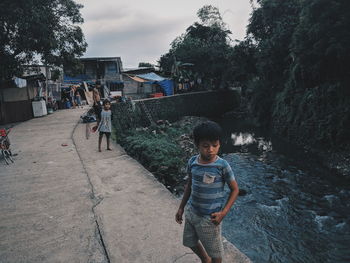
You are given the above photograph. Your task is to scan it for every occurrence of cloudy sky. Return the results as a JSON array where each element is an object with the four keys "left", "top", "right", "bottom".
[{"left": 76, "top": 0, "right": 253, "bottom": 68}]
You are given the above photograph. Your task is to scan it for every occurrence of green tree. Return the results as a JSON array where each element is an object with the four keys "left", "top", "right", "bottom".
[
  {"left": 197, "top": 4, "right": 226, "bottom": 28},
  {"left": 289, "top": 0, "right": 350, "bottom": 89},
  {"left": 248, "top": 0, "right": 301, "bottom": 89},
  {"left": 0, "top": 0, "right": 87, "bottom": 80},
  {"left": 244, "top": 0, "right": 302, "bottom": 125},
  {"left": 241, "top": 0, "right": 350, "bottom": 148},
  {"left": 228, "top": 38, "right": 257, "bottom": 85},
  {"left": 159, "top": 5, "right": 233, "bottom": 89},
  {"left": 138, "top": 62, "right": 154, "bottom": 68}
]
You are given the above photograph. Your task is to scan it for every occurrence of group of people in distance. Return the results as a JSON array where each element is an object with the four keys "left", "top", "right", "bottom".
[
  {"left": 63, "top": 85, "right": 82, "bottom": 108},
  {"left": 72, "top": 87, "right": 82, "bottom": 107}
]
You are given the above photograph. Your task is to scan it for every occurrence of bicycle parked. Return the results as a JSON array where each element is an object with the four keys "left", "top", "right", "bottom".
[{"left": 0, "top": 128, "right": 14, "bottom": 165}]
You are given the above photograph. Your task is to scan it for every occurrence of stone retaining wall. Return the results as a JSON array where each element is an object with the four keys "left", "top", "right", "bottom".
[{"left": 111, "top": 90, "right": 240, "bottom": 133}]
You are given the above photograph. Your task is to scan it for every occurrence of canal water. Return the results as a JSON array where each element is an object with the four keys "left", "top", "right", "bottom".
[{"left": 215, "top": 116, "right": 350, "bottom": 263}]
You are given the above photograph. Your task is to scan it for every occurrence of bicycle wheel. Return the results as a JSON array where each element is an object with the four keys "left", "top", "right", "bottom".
[{"left": 2, "top": 149, "right": 10, "bottom": 165}]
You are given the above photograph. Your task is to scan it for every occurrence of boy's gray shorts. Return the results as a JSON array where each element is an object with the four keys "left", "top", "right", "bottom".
[{"left": 183, "top": 206, "right": 224, "bottom": 258}]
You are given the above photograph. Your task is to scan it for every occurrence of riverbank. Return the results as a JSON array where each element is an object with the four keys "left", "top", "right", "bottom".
[
  {"left": 305, "top": 147, "right": 350, "bottom": 177},
  {"left": 227, "top": 106, "right": 350, "bottom": 177},
  {"left": 118, "top": 116, "right": 208, "bottom": 195},
  {"left": 117, "top": 111, "right": 349, "bottom": 199}
]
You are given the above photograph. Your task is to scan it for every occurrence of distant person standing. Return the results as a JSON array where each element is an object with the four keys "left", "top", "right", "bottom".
[
  {"left": 75, "top": 90, "right": 82, "bottom": 107},
  {"left": 97, "top": 99, "right": 113, "bottom": 152},
  {"left": 69, "top": 86, "right": 76, "bottom": 108}
]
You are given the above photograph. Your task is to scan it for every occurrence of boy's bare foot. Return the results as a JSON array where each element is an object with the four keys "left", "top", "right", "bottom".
[
  {"left": 98, "top": 149, "right": 102, "bottom": 152},
  {"left": 107, "top": 148, "right": 112, "bottom": 151}
]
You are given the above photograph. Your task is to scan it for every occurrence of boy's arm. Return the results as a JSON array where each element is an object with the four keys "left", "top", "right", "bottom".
[
  {"left": 175, "top": 174, "right": 192, "bottom": 224},
  {"left": 211, "top": 180, "right": 239, "bottom": 225}
]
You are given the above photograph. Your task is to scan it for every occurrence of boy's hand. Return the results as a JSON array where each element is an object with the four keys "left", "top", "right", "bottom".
[
  {"left": 175, "top": 208, "right": 184, "bottom": 224},
  {"left": 211, "top": 211, "right": 225, "bottom": 225}
]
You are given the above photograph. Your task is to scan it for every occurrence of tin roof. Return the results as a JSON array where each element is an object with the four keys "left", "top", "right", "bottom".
[{"left": 136, "top": 72, "right": 166, "bottom": 82}]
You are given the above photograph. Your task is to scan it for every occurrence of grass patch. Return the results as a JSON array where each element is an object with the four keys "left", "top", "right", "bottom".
[{"left": 116, "top": 117, "right": 207, "bottom": 195}]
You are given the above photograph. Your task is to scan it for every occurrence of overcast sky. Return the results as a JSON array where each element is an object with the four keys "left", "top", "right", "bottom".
[{"left": 76, "top": 0, "right": 253, "bottom": 68}]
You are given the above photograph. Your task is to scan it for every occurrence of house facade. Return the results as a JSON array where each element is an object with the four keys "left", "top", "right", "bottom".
[
  {"left": 64, "top": 57, "right": 123, "bottom": 91},
  {"left": 0, "top": 65, "right": 61, "bottom": 124}
]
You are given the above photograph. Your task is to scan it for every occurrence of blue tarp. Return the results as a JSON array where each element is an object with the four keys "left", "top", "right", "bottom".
[
  {"left": 136, "top": 73, "right": 173, "bottom": 95},
  {"left": 158, "top": 80, "right": 174, "bottom": 96}
]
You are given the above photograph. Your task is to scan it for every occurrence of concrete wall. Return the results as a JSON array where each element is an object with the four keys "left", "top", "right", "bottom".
[
  {"left": 0, "top": 100, "right": 33, "bottom": 124},
  {"left": 111, "top": 90, "right": 240, "bottom": 133},
  {"left": 0, "top": 86, "right": 38, "bottom": 102},
  {"left": 0, "top": 86, "right": 39, "bottom": 124},
  {"left": 123, "top": 78, "right": 139, "bottom": 94},
  {"left": 104, "top": 61, "right": 123, "bottom": 81},
  {"left": 2, "top": 87, "right": 28, "bottom": 102}
]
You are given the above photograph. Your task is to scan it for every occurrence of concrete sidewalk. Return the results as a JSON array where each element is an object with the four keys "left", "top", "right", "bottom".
[
  {"left": 0, "top": 108, "right": 106, "bottom": 262},
  {"left": 0, "top": 108, "right": 250, "bottom": 263}
]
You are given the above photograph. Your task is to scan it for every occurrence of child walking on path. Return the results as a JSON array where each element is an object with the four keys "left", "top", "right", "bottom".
[
  {"left": 175, "top": 121, "right": 239, "bottom": 263},
  {"left": 97, "top": 99, "right": 113, "bottom": 152}
]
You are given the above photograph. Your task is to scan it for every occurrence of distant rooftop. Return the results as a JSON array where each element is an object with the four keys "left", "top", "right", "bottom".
[
  {"left": 123, "top": 67, "right": 154, "bottom": 72},
  {"left": 80, "top": 57, "right": 121, "bottom": 62},
  {"left": 123, "top": 67, "right": 154, "bottom": 73}
]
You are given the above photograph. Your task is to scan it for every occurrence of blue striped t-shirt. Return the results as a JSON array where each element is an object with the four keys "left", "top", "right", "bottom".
[{"left": 188, "top": 155, "right": 235, "bottom": 216}]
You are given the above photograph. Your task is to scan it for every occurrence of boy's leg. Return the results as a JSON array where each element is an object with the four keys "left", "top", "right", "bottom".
[
  {"left": 211, "top": 258, "right": 222, "bottom": 263},
  {"left": 98, "top": 132, "right": 103, "bottom": 152},
  {"left": 183, "top": 208, "right": 211, "bottom": 263},
  {"left": 196, "top": 219, "right": 224, "bottom": 263},
  {"left": 190, "top": 242, "right": 212, "bottom": 263}
]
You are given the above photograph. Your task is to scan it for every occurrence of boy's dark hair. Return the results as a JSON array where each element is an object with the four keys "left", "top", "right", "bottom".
[
  {"left": 193, "top": 121, "right": 222, "bottom": 145},
  {"left": 103, "top": 99, "right": 111, "bottom": 106}
]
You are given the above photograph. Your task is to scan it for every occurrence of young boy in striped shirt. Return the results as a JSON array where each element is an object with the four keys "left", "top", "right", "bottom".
[{"left": 175, "top": 121, "right": 239, "bottom": 263}]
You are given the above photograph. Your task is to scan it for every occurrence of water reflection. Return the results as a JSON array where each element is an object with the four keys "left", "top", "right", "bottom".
[
  {"left": 231, "top": 132, "right": 255, "bottom": 146},
  {"left": 231, "top": 132, "right": 273, "bottom": 152}
]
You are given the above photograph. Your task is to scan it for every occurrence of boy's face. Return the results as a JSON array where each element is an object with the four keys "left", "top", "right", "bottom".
[{"left": 197, "top": 139, "right": 220, "bottom": 162}]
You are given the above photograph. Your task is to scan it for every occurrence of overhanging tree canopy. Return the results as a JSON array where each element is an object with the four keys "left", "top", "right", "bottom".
[{"left": 0, "top": 0, "right": 87, "bottom": 80}]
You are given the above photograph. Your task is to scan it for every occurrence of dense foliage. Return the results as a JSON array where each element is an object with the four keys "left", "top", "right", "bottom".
[
  {"left": 244, "top": 0, "right": 350, "bottom": 148},
  {"left": 138, "top": 62, "right": 154, "bottom": 68},
  {"left": 0, "top": 0, "right": 87, "bottom": 80},
  {"left": 159, "top": 5, "right": 234, "bottom": 89},
  {"left": 161, "top": 1, "right": 350, "bottom": 149}
]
